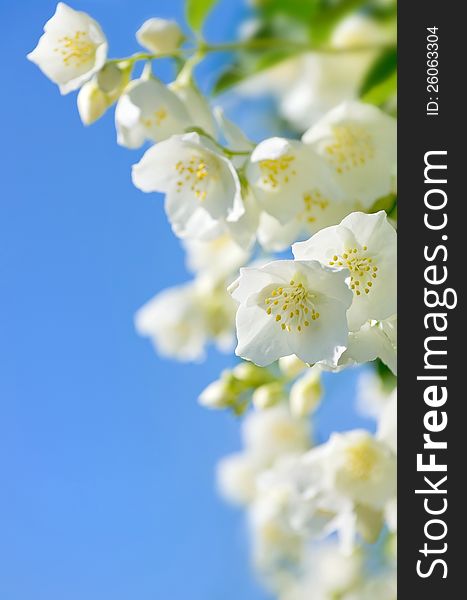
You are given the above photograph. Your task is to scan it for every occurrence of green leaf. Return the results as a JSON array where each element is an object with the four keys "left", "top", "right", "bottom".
[
  {"left": 368, "top": 193, "right": 397, "bottom": 216},
  {"left": 360, "top": 48, "right": 397, "bottom": 97},
  {"left": 361, "top": 70, "right": 397, "bottom": 106},
  {"left": 186, "top": 0, "right": 218, "bottom": 33},
  {"left": 374, "top": 359, "right": 397, "bottom": 392}
]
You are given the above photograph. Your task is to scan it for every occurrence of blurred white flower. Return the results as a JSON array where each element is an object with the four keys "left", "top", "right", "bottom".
[
  {"left": 250, "top": 484, "right": 304, "bottom": 574},
  {"left": 217, "top": 406, "right": 311, "bottom": 509},
  {"left": 135, "top": 277, "right": 236, "bottom": 362},
  {"left": 256, "top": 196, "right": 360, "bottom": 253},
  {"left": 230, "top": 259, "right": 352, "bottom": 367},
  {"left": 115, "top": 77, "right": 191, "bottom": 148},
  {"left": 281, "top": 542, "right": 363, "bottom": 600},
  {"left": 28, "top": 2, "right": 108, "bottom": 94},
  {"left": 136, "top": 18, "right": 184, "bottom": 54},
  {"left": 302, "top": 102, "right": 396, "bottom": 209},
  {"left": 217, "top": 452, "right": 260, "bottom": 505},
  {"left": 343, "top": 572, "right": 397, "bottom": 600},
  {"left": 132, "top": 132, "right": 244, "bottom": 240},
  {"left": 243, "top": 406, "right": 311, "bottom": 464},
  {"left": 261, "top": 429, "right": 396, "bottom": 552},
  {"left": 183, "top": 233, "right": 250, "bottom": 282},
  {"left": 246, "top": 137, "right": 338, "bottom": 225},
  {"left": 293, "top": 211, "right": 397, "bottom": 330},
  {"left": 239, "top": 16, "right": 394, "bottom": 132},
  {"left": 135, "top": 281, "right": 206, "bottom": 361}
]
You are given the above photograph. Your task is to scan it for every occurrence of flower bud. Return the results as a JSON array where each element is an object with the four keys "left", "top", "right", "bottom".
[
  {"left": 199, "top": 377, "right": 234, "bottom": 409},
  {"left": 77, "top": 80, "right": 109, "bottom": 125},
  {"left": 96, "top": 62, "right": 131, "bottom": 96},
  {"left": 289, "top": 367, "right": 322, "bottom": 417},
  {"left": 252, "top": 382, "right": 284, "bottom": 410},
  {"left": 278, "top": 355, "right": 307, "bottom": 379},
  {"left": 78, "top": 62, "right": 131, "bottom": 125},
  {"left": 232, "top": 362, "right": 272, "bottom": 387},
  {"left": 136, "top": 18, "right": 183, "bottom": 54}
]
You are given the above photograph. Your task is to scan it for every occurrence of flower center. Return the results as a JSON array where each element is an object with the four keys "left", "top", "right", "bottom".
[
  {"left": 142, "top": 108, "right": 168, "bottom": 128},
  {"left": 55, "top": 31, "right": 95, "bottom": 67},
  {"left": 300, "top": 191, "right": 329, "bottom": 224},
  {"left": 263, "top": 279, "right": 320, "bottom": 333},
  {"left": 344, "top": 439, "right": 379, "bottom": 481},
  {"left": 175, "top": 155, "right": 213, "bottom": 201},
  {"left": 325, "top": 125, "right": 375, "bottom": 174},
  {"left": 259, "top": 155, "right": 297, "bottom": 189},
  {"left": 329, "top": 246, "right": 378, "bottom": 296}
]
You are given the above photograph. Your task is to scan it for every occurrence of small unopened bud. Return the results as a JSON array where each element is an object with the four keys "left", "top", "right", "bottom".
[
  {"left": 252, "top": 382, "right": 284, "bottom": 410},
  {"left": 77, "top": 80, "right": 109, "bottom": 125},
  {"left": 278, "top": 355, "right": 307, "bottom": 379},
  {"left": 232, "top": 362, "right": 272, "bottom": 387},
  {"left": 78, "top": 62, "right": 131, "bottom": 125},
  {"left": 96, "top": 62, "right": 131, "bottom": 95},
  {"left": 199, "top": 376, "right": 235, "bottom": 409},
  {"left": 289, "top": 367, "right": 322, "bottom": 417},
  {"left": 136, "top": 18, "right": 184, "bottom": 54}
]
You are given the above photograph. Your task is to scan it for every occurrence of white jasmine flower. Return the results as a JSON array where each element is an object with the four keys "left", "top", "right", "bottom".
[
  {"left": 289, "top": 366, "right": 323, "bottom": 418},
  {"left": 132, "top": 132, "right": 244, "bottom": 240},
  {"left": 223, "top": 187, "right": 260, "bottom": 249},
  {"left": 136, "top": 18, "right": 183, "bottom": 55},
  {"left": 319, "top": 430, "right": 396, "bottom": 510},
  {"left": 293, "top": 211, "right": 397, "bottom": 330},
  {"left": 27, "top": 3, "right": 108, "bottom": 95},
  {"left": 256, "top": 195, "right": 360, "bottom": 253},
  {"left": 262, "top": 430, "right": 396, "bottom": 551},
  {"left": 341, "top": 315, "right": 397, "bottom": 373},
  {"left": 230, "top": 259, "right": 352, "bottom": 367},
  {"left": 281, "top": 542, "right": 363, "bottom": 600},
  {"left": 183, "top": 233, "right": 250, "bottom": 282},
  {"left": 246, "top": 138, "right": 339, "bottom": 225},
  {"left": 115, "top": 77, "right": 191, "bottom": 148},
  {"left": 302, "top": 102, "right": 397, "bottom": 208},
  {"left": 135, "top": 282, "right": 206, "bottom": 361},
  {"left": 250, "top": 486, "right": 304, "bottom": 572},
  {"left": 169, "top": 77, "right": 216, "bottom": 138},
  {"left": 214, "top": 107, "right": 254, "bottom": 156},
  {"left": 135, "top": 277, "right": 236, "bottom": 362}
]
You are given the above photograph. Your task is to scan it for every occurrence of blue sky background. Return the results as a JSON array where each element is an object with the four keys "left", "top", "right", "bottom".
[{"left": 0, "top": 1, "right": 374, "bottom": 599}]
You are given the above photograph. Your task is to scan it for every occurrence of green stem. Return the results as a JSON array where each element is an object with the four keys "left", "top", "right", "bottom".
[
  {"left": 185, "top": 127, "right": 251, "bottom": 158},
  {"left": 108, "top": 39, "right": 396, "bottom": 67}
]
